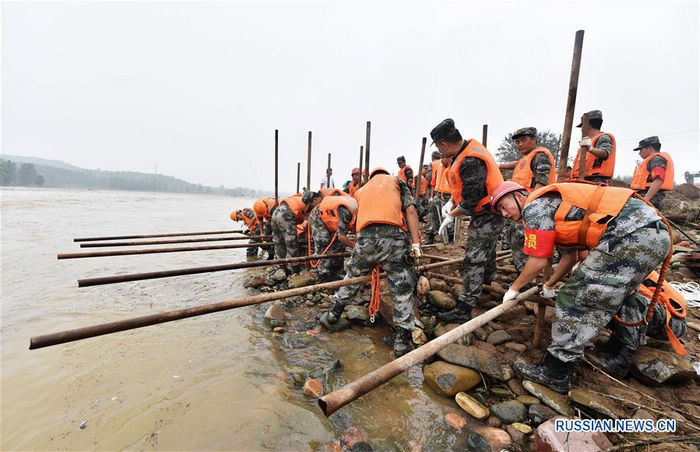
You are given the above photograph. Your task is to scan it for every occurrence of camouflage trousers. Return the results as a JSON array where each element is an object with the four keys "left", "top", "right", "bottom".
[
  {"left": 608, "top": 293, "right": 687, "bottom": 351},
  {"left": 549, "top": 227, "right": 671, "bottom": 362},
  {"left": 333, "top": 233, "right": 418, "bottom": 330},
  {"left": 416, "top": 195, "right": 429, "bottom": 220},
  {"left": 246, "top": 224, "right": 263, "bottom": 257},
  {"left": 459, "top": 212, "right": 505, "bottom": 307},
  {"left": 309, "top": 216, "right": 347, "bottom": 279},
  {"left": 506, "top": 220, "right": 527, "bottom": 272},
  {"left": 271, "top": 204, "right": 303, "bottom": 271},
  {"left": 428, "top": 193, "right": 454, "bottom": 240}
]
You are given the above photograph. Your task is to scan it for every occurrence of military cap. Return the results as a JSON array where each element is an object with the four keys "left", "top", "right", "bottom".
[
  {"left": 576, "top": 110, "right": 603, "bottom": 127},
  {"left": 431, "top": 150, "right": 442, "bottom": 159},
  {"left": 512, "top": 127, "right": 537, "bottom": 140},
  {"left": 633, "top": 136, "right": 661, "bottom": 151},
  {"left": 302, "top": 191, "right": 320, "bottom": 206},
  {"left": 397, "top": 155, "right": 406, "bottom": 162},
  {"left": 430, "top": 118, "right": 460, "bottom": 143}
]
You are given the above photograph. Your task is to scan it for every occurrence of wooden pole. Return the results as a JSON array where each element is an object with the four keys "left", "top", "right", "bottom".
[
  {"left": 73, "top": 229, "right": 246, "bottom": 242},
  {"left": 58, "top": 242, "right": 275, "bottom": 259},
  {"left": 275, "top": 129, "right": 279, "bottom": 204},
  {"left": 557, "top": 30, "right": 585, "bottom": 181},
  {"left": 307, "top": 131, "right": 312, "bottom": 191},
  {"left": 364, "top": 121, "right": 371, "bottom": 177},
  {"left": 327, "top": 153, "right": 331, "bottom": 172},
  {"left": 414, "top": 137, "right": 427, "bottom": 198},
  {"left": 318, "top": 287, "right": 539, "bottom": 416},
  {"left": 482, "top": 124, "right": 488, "bottom": 147},
  {"left": 79, "top": 235, "right": 272, "bottom": 248},
  {"left": 296, "top": 162, "right": 301, "bottom": 194},
  {"left": 30, "top": 258, "right": 461, "bottom": 349}
]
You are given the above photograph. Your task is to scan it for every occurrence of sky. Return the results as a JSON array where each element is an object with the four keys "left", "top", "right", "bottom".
[{"left": 2, "top": 1, "right": 699, "bottom": 191}]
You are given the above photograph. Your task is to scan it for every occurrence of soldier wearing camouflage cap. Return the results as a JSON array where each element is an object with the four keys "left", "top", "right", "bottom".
[
  {"left": 630, "top": 136, "right": 675, "bottom": 210},
  {"left": 571, "top": 110, "right": 617, "bottom": 183}
]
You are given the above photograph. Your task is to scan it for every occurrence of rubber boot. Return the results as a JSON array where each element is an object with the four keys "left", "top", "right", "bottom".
[
  {"left": 436, "top": 304, "right": 472, "bottom": 323},
  {"left": 393, "top": 327, "right": 415, "bottom": 358},
  {"left": 585, "top": 347, "right": 634, "bottom": 380},
  {"left": 325, "top": 301, "right": 345, "bottom": 324},
  {"left": 514, "top": 352, "right": 580, "bottom": 394}
]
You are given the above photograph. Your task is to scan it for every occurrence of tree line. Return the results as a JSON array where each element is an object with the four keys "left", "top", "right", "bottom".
[{"left": 0, "top": 160, "right": 45, "bottom": 186}]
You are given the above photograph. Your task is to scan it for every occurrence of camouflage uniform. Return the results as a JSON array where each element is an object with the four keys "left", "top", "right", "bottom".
[
  {"left": 634, "top": 154, "right": 669, "bottom": 210},
  {"left": 331, "top": 180, "right": 418, "bottom": 331},
  {"left": 241, "top": 209, "right": 262, "bottom": 257},
  {"left": 261, "top": 219, "right": 274, "bottom": 259},
  {"left": 271, "top": 203, "right": 304, "bottom": 272},
  {"left": 309, "top": 205, "right": 352, "bottom": 279},
  {"left": 578, "top": 134, "right": 614, "bottom": 184},
  {"left": 522, "top": 194, "right": 671, "bottom": 362}
]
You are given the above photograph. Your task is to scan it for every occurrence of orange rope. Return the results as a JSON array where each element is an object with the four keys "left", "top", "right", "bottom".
[
  {"left": 310, "top": 235, "right": 337, "bottom": 269},
  {"left": 307, "top": 220, "right": 338, "bottom": 269},
  {"left": 368, "top": 265, "right": 382, "bottom": 323}
]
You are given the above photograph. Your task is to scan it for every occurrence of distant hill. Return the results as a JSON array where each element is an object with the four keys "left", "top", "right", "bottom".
[{"left": 0, "top": 154, "right": 272, "bottom": 197}]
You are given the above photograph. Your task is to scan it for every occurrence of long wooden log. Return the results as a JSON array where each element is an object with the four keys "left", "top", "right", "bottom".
[
  {"left": 78, "top": 252, "right": 351, "bottom": 287},
  {"left": 558, "top": 30, "right": 585, "bottom": 180},
  {"left": 74, "top": 229, "right": 246, "bottom": 242},
  {"left": 422, "top": 271, "right": 507, "bottom": 295},
  {"left": 80, "top": 235, "right": 272, "bottom": 248},
  {"left": 275, "top": 129, "right": 279, "bottom": 205},
  {"left": 414, "top": 137, "right": 426, "bottom": 199},
  {"left": 30, "top": 258, "right": 462, "bottom": 350},
  {"left": 420, "top": 253, "right": 451, "bottom": 262},
  {"left": 58, "top": 242, "right": 275, "bottom": 259},
  {"left": 318, "top": 287, "right": 539, "bottom": 416}
]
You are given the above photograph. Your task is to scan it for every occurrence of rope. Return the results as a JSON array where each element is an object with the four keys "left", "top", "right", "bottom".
[
  {"left": 368, "top": 265, "right": 382, "bottom": 323},
  {"left": 309, "top": 234, "right": 337, "bottom": 269}
]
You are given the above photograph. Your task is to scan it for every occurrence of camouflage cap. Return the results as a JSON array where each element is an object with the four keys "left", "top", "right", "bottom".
[
  {"left": 302, "top": 190, "right": 320, "bottom": 206},
  {"left": 397, "top": 155, "right": 406, "bottom": 162},
  {"left": 576, "top": 110, "right": 603, "bottom": 128},
  {"left": 512, "top": 127, "right": 537, "bottom": 140},
  {"left": 430, "top": 118, "right": 460, "bottom": 143},
  {"left": 633, "top": 136, "right": 660, "bottom": 151}
]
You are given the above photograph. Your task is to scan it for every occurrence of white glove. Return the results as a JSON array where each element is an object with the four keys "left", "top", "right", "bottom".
[
  {"left": 541, "top": 284, "right": 556, "bottom": 299},
  {"left": 441, "top": 199, "right": 454, "bottom": 217},
  {"left": 579, "top": 136, "right": 592, "bottom": 148},
  {"left": 410, "top": 243, "right": 422, "bottom": 258},
  {"left": 502, "top": 288, "right": 519, "bottom": 303},
  {"left": 438, "top": 215, "right": 454, "bottom": 236}
]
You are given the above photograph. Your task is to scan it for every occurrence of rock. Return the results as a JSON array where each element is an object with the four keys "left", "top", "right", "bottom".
[
  {"left": 505, "top": 342, "right": 527, "bottom": 353},
  {"left": 490, "top": 387, "right": 512, "bottom": 398},
  {"left": 569, "top": 389, "right": 624, "bottom": 419},
  {"left": 460, "top": 419, "right": 512, "bottom": 451},
  {"left": 473, "top": 327, "right": 488, "bottom": 341},
  {"left": 451, "top": 284, "right": 464, "bottom": 299},
  {"left": 423, "top": 361, "right": 481, "bottom": 397},
  {"left": 264, "top": 304, "right": 286, "bottom": 327},
  {"left": 270, "top": 268, "right": 287, "bottom": 282},
  {"left": 420, "top": 315, "right": 438, "bottom": 334},
  {"left": 434, "top": 323, "right": 460, "bottom": 337},
  {"left": 455, "top": 391, "right": 490, "bottom": 419},
  {"left": 507, "top": 378, "right": 528, "bottom": 396},
  {"left": 522, "top": 380, "right": 571, "bottom": 415},
  {"left": 287, "top": 272, "right": 316, "bottom": 288},
  {"left": 417, "top": 276, "right": 430, "bottom": 298},
  {"left": 487, "top": 416, "right": 502, "bottom": 428},
  {"left": 445, "top": 412, "right": 468, "bottom": 430},
  {"left": 429, "top": 278, "right": 450, "bottom": 293},
  {"left": 486, "top": 330, "right": 512, "bottom": 345},
  {"left": 303, "top": 378, "right": 323, "bottom": 397},
  {"left": 243, "top": 273, "right": 268, "bottom": 288},
  {"left": 437, "top": 344, "right": 512, "bottom": 381},
  {"left": 511, "top": 422, "right": 532, "bottom": 434},
  {"left": 427, "top": 291, "right": 457, "bottom": 310},
  {"left": 535, "top": 416, "right": 613, "bottom": 451},
  {"left": 341, "top": 427, "right": 369, "bottom": 449},
  {"left": 490, "top": 400, "right": 528, "bottom": 423},
  {"left": 499, "top": 304, "right": 528, "bottom": 322},
  {"left": 505, "top": 425, "right": 524, "bottom": 444},
  {"left": 273, "top": 326, "right": 286, "bottom": 334},
  {"left": 630, "top": 346, "right": 696, "bottom": 385},
  {"left": 412, "top": 328, "right": 427, "bottom": 346},
  {"left": 345, "top": 305, "right": 369, "bottom": 322},
  {"left": 516, "top": 395, "right": 540, "bottom": 405},
  {"left": 633, "top": 408, "right": 657, "bottom": 421},
  {"left": 319, "top": 312, "right": 351, "bottom": 332},
  {"left": 529, "top": 404, "right": 558, "bottom": 426},
  {"left": 465, "top": 432, "right": 495, "bottom": 452}
]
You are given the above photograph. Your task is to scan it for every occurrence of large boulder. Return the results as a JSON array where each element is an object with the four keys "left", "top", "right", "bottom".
[
  {"left": 423, "top": 361, "right": 481, "bottom": 397},
  {"left": 630, "top": 346, "right": 697, "bottom": 386},
  {"left": 427, "top": 291, "right": 457, "bottom": 310},
  {"left": 535, "top": 416, "right": 613, "bottom": 452},
  {"left": 437, "top": 344, "right": 512, "bottom": 381},
  {"left": 264, "top": 304, "right": 286, "bottom": 327}
]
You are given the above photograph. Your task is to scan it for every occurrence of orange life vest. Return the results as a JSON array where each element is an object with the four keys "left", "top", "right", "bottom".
[
  {"left": 239, "top": 208, "right": 258, "bottom": 232},
  {"left": 524, "top": 182, "right": 634, "bottom": 249},
  {"left": 447, "top": 139, "right": 504, "bottom": 213},
  {"left": 354, "top": 174, "right": 406, "bottom": 232},
  {"left": 434, "top": 161, "right": 451, "bottom": 194},
  {"left": 637, "top": 270, "right": 687, "bottom": 354},
  {"left": 318, "top": 195, "right": 358, "bottom": 233},
  {"left": 398, "top": 166, "right": 411, "bottom": 182},
  {"left": 630, "top": 152, "right": 675, "bottom": 191},
  {"left": 430, "top": 161, "right": 440, "bottom": 187},
  {"left": 281, "top": 195, "right": 307, "bottom": 223},
  {"left": 320, "top": 187, "right": 347, "bottom": 197},
  {"left": 418, "top": 175, "right": 428, "bottom": 196},
  {"left": 571, "top": 133, "right": 617, "bottom": 179},
  {"left": 254, "top": 197, "right": 278, "bottom": 219},
  {"left": 348, "top": 181, "right": 360, "bottom": 197},
  {"left": 511, "top": 146, "right": 556, "bottom": 192}
]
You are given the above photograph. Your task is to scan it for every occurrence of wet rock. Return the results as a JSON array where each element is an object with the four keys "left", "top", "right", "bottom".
[
  {"left": 529, "top": 404, "right": 557, "bottom": 426},
  {"left": 633, "top": 408, "right": 657, "bottom": 421},
  {"left": 507, "top": 378, "right": 527, "bottom": 396},
  {"left": 342, "top": 427, "right": 369, "bottom": 449},
  {"left": 630, "top": 346, "right": 696, "bottom": 386},
  {"left": 287, "top": 272, "right": 316, "bottom": 289},
  {"left": 264, "top": 304, "right": 286, "bottom": 328},
  {"left": 466, "top": 432, "right": 494, "bottom": 452},
  {"left": 473, "top": 327, "right": 488, "bottom": 341},
  {"left": 461, "top": 419, "right": 512, "bottom": 451},
  {"left": 243, "top": 273, "right": 268, "bottom": 288},
  {"left": 412, "top": 328, "right": 427, "bottom": 346},
  {"left": 569, "top": 389, "right": 623, "bottom": 419},
  {"left": 433, "top": 323, "right": 460, "bottom": 337},
  {"left": 303, "top": 378, "right": 323, "bottom": 397},
  {"left": 437, "top": 344, "right": 512, "bottom": 381},
  {"left": 455, "top": 391, "right": 490, "bottom": 419},
  {"left": 423, "top": 361, "right": 481, "bottom": 397},
  {"left": 516, "top": 395, "right": 540, "bottom": 405},
  {"left": 499, "top": 304, "right": 528, "bottom": 322},
  {"left": 417, "top": 276, "right": 430, "bottom": 298},
  {"left": 490, "top": 387, "right": 512, "bottom": 398},
  {"left": 505, "top": 342, "right": 527, "bottom": 353},
  {"left": 350, "top": 442, "right": 373, "bottom": 452},
  {"left": 505, "top": 424, "right": 524, "bottom": 444},
  {"left": 429, "top": 278, "right": 450, "bottom": 293},
  {"left": 345, "top": 305, "right": 369, "bottom": 322},
  {"left": 451, "top": 283, "right": 464, "bottom": 299},
  {"left": 522, "top": 380, "right": 571, "bottom": 415},
  {"left": 486, "top": 330, "right": 512, "bottom": 345},
  {"left": 420, "top": 315, "right": 437, "bottom": 334},
  {"left": 490, "top": 400, "right": 527, "bottom": 423},
  {"left": 445, "top": 412, "right": 468, "bottom": 430},
  {"left": 511, "top": 422, "right": 532, "bottom": 434},
  {"left": 427, "top": 291, "right": 457, "bottom": 310},
  {"left": 535, "top": 416, "right": 612, "bottom": 451},
  {"left": 319, "top": 312, "right": 351, "bottom": 332},
  {"left": 270, "top": 268, "right": 287, "bottom": 282},
  {"left": 487, "top": 416, "right": 502, "bottom": 428}
]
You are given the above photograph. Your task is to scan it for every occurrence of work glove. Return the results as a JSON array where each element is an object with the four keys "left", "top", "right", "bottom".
[
  {"left": 541, "top": 284, "right": 556, "bottom": 299},
  {"left": 579, "top": 136, "right": 592, "bottom": 148},
  {"left": 441, "top": 199, "right": 454, "bottom": 217},
  {"left": 438, "top": 215, "right": 454, "bottom": 236},
  {"left": 410, "top": 243, "right": 422, "bottom": 258},
  {"left": 502, "top": 288, "right": 519, "bottom": 303}
]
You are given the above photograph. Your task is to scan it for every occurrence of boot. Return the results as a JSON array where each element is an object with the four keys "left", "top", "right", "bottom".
[
  {"left": 393, "top": 327, "right": 415, "bottom": 358},
  {"left": 585, "top": 347, "right": 634, "bottom": 380},
  {"left": 325, "top": 301, "right": 345, "bottom": 324},
  {"left": 514, "top": 352, "right": 580, "bottom": 394},
  {"left": 436, "top": 304, "right": 472, "bottom": 323},
  {"left": 425, "top": 232, "right": 435, "bottom": 245}
]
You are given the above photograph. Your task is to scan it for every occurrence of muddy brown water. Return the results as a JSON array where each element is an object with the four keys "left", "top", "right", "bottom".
[{"left": 1, "top": 187, "right": 470, "bottom": 450}]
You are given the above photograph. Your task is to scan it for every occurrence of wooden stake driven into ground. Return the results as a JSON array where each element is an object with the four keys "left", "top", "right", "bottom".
[
  {"left": 414, "top": 137, "right": 426, "bottom": 199},
  {"left": 364, "top": 121, "right": 371, "bottom": 178},
  {"left": 482, "top": 124, "right": 488, "bottom": 147},
  {"left": 275, "top": 129, "right": 279, "bottom": 204},
  {"left": 296, "top": 162, "right": 301, "bottom": 194},
  {"left": 558, "top": 30, "right": 585, "bottom": 180},
  {"left": 307, "top": 131, "right": 312, "bottom": 191},
  {"left": 359, "top": 146, "right": 363, "bottom": 184}
]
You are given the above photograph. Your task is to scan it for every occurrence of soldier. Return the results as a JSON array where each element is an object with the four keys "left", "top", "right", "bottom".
[
  {"left": 630, "top": 136, "right": 675, "bottom": 210},
  {"left": 497, "top": 127, "right": 556, "bottom": 271},
  {"left": 427, "top": 155, "right": 453, "bottom": 244},
  {"left": 396, "top": 156, "right": 410, "bottom": 182},
  {"left": 271, "top": 191, "right": 323, "bottom": 273},
  {"left": 491, "top": 180, "right": 671, "bottom": 393},
  {"left": 309, "top": 193, "right": 358, "bottom": 282},
  {"left": 253, "top": 196, "right": 278, "bottom": 260},
  {"left": 343, "top": 167, "right": 362, "bottom": 197},
  {"left": 322, "top": 167, "right": 422, "bottom": 358},
  {"left": 230, "top": 207, "right": 262, "bottom": 257},
  {"left": 431, "top": 118, "right": 505, "bottom": 322},
  {"left": 404, "top": 166, "right": 428, "bottom": 219},
  {"left": 428, "top": 151, "right": 442, "bottom": 192},
  {"left": 570, "top": 110, "right": 616, "bottom": 184}
]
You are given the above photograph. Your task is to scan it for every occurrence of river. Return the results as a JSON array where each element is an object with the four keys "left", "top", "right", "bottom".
[{"left": 1, "top": 187, "right": 459, "bottom": 450}]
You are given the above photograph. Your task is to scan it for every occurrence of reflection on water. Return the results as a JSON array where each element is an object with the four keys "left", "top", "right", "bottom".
[{"left": 1, "top": 187, "right": 459, "bottom": 450}]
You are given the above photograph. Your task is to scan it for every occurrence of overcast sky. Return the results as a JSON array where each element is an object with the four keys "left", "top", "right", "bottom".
[{"left": 2, "top": 1, "right": 698, "bottom": 191}]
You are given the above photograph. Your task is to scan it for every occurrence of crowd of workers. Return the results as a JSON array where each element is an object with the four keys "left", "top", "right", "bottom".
[{"left": 229, "top": 110, "right": 686, "bottom": 394}]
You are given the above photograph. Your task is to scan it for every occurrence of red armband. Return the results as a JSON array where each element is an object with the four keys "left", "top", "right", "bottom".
[
  {"left": 523, "top": 229, "right": 556, "bottom": 258},
  {"left": 651, "top": 166, "right": 666, "bottom": 181}
]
